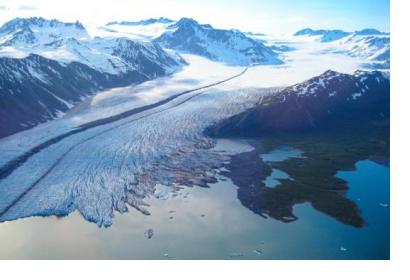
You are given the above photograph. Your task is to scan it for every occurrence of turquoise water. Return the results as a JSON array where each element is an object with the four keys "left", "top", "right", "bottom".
[
  {"left": 259, "top": 147, "right": 389, "bottom": 259},
  {"left": 264, "top": 168, "right": 290, "bottom": 188},
  {"left": 261, "top": 146, "right": 302, "bottom": 188},
  {"left": 335, "top": 160, "right": 390, "bottom": 259},
  {"left": 260, "top": 145, "right": 304, "bottom": 162},
  {"left": 288, "top": 159, "right": 390, "bottom": 259}
]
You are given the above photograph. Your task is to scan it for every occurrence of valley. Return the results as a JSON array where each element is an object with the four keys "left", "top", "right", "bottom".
[{"left": 0, "top": 16, "right": 390, "bottom": 260}]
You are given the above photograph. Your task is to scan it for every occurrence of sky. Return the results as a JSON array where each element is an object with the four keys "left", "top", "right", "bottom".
[{"left": 0, "top": 0, "right": 390, "bottom": 35}]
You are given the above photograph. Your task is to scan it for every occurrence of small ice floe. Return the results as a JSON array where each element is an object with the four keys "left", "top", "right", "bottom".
[
  {"left": 253, "top": 249, "right": 262, "bottom": 255},
  {"left": 229, "top": 252, "right": 244, "bottom": 258},
  {"left": 144, "top": 229, "right": 154, "bottom": 239},
  {"left": 163, "top": 253, "right": 172, "bottom": 259},
  {"left": 340, "top": 246, "right": 347, "bottom": 252},
  {"left": 259, "top": 240, "right": 265, "bottom": 245},
  {"left": 379, "top": 202, "right": 389, "bottom": 208},
  {"left": 282, "top": 216, "right": 296, "bottom": 222}
]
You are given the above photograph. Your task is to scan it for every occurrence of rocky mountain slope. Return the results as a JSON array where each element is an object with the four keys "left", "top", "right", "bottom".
[
  {"left": 206, "top": 70, "right": 390, "bottom": 137},
  {"left": 0, "top": 17, "right": 185, "bottom": 138}
]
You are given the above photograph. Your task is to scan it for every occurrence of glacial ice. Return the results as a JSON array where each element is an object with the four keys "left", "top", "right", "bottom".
[{"left": 0, "top": 62, "right": 268, "bottom": 227}]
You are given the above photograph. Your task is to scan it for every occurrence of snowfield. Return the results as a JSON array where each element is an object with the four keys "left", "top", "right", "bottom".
[{"left": 0, "top": 28, "right": 389, "bottom": 226}]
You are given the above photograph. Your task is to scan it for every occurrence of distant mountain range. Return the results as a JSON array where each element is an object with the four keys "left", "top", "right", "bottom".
[
  {"left": 0, "top": 17, "right": 184, "bottom": 74},
  {"left": 154, "top": 18, "right": 283, "bottom": 66},
  {"left": 294, "top": 28, "right": 350, "bottom": 42},
  {"left": 293, "top": 27, "right": 390, "bottom": 70},
  {"left": 106, "top": 17, "right": 174, "bottom": 26},
  {"left": 294, "top": 27, "right": 389, "bottom": 42},
  {"left": 207, "top": 70, "right": 390, "bottom": 137},
  {"left": 105, "top": 17, "right": 283, "bottom": 66},
  {"left": 340, "top": 35, "right": 390, "bottom": 69}
]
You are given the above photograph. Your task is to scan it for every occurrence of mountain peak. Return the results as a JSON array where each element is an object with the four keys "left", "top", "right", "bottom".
[
  {"left": 172, "top": 17, "right": 200, "bottom": 28},
  {"left": 176, "top": 17, "right": 197, "bottom": 24},
  {"left": 322, "top": 69, "right": 341, "bottom": 78},
  {"left": 166, "top": 18, "right": 216, "bottom": 31},
  {"left": 293, "top": 28, "right": 314, "bottom": 36}
]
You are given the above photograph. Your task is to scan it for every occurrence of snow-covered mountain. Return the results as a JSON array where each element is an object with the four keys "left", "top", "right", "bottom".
[
  {"left": 155, "top": 18, "right": 283, "bottom": 66},
  {"left": 294, "top": 27, "right": 389, "bottom": 42},
  {"left": 0, "top": 17, "right": 184, "bottom": 75},
  {"left": 353, "top": 28, "right": 389, "bottom": 36},
  {"left": 207, "top": 70, "right": 390, "bottom": 136},
  {"left": 293, "top": 27, "right": 390, "bottom": 70},
  {"left": 0, "top": 17, "right": 89, "bottom": 47},
  {"left": 294, "top": 28, "right": 350, "bottom": 42},
  {"left": 335, "top": 34, "right": 390, "bottom": 69},
  {"left": 33, "top": 37, "right": 185, "bottom": 74},
  {"left": 0, "top": 52, "right": 183, "bottom": 138},
  {"left": 106, "top": 17, "right": 174, "bottom": 26},
  {"left": 0, "top": 17, "right": 185, "bottom": 137},
  {"left": 99, "top": 18, "right": 175, "bottom": 41}
]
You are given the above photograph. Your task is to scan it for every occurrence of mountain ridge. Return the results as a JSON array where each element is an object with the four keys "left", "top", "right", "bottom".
[
  {"left": 155, "top": 17, "right": 283, "bottom": 66},
  {"left": 106, "top": 17, "right": 174, "bottom": 26},
  {"left": 0, "top": 17, "right": 186, "bottom": 138},
  {"left": 206, "top": 70, "right": 390, "bottom": 136},
  {"left": 294, "top": 27, "right": 389, "bottom": 42}
]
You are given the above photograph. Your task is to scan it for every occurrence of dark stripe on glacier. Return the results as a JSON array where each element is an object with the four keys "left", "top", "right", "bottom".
[{"left": 0, "top": 68, "right": 247, "bottom": 217}]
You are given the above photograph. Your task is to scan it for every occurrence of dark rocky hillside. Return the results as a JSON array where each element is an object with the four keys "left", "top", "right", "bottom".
[{"left": 207, "top": 70, "right": 390, "bottom": 137}]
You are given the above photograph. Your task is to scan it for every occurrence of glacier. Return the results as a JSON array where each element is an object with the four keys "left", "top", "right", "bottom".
[{"left": 0, "top": 57, "right": 268, "bottom": 227}]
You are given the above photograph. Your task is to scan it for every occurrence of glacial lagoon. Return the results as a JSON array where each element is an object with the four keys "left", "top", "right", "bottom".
[{"left": 0, "top": 146, "right": 389, "bottom": 259}]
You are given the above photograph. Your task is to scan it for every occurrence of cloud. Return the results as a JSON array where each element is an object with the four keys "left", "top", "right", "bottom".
[{"left": 17, "top": 5, "right": 38, "bottom": 11}]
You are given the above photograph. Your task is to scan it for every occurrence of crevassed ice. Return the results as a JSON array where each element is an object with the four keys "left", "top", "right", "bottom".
[{"left": 0, "top": 85, "right": 267, "bottom": 227}]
